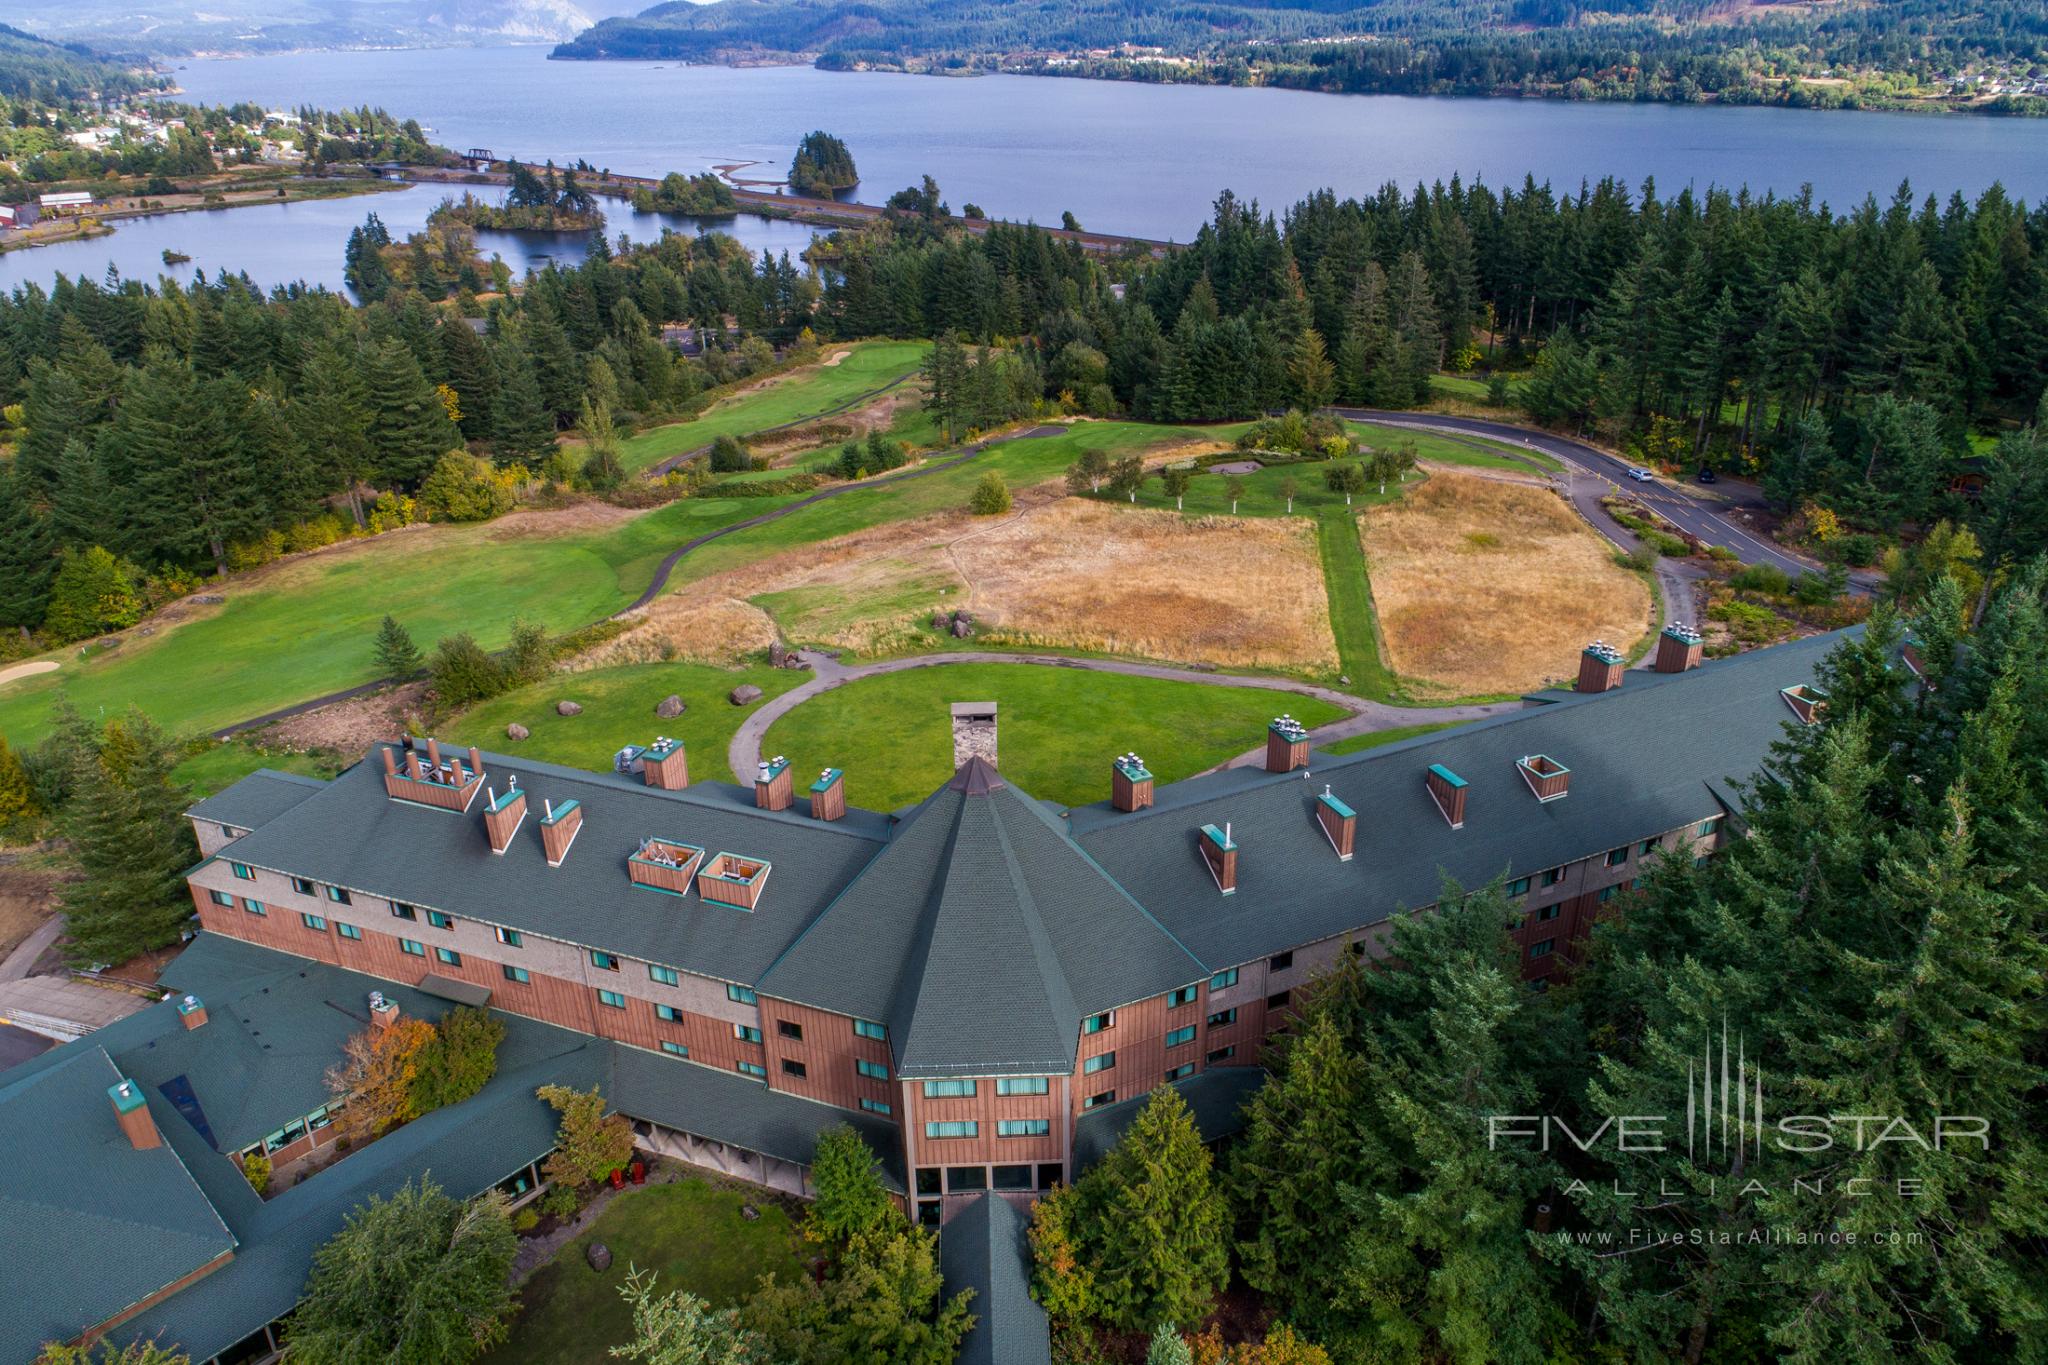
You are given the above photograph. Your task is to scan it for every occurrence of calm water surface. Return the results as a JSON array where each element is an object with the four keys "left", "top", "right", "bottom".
[{"left": 7, "top": 45, "right": 2045, "bottom": 294}]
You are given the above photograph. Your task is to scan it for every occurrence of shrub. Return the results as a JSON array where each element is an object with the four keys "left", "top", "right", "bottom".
[
  {"left": 503, "top": 618, "right": 552, "bottom": 687},
  {"left": 430, "top": 632, "right": 508, "bottom": 706},
  {"left": 970, "top": 471, "right": 1011, "bottom": 515},
  {"left": 1833, "top": 532, "right": 1880, "bottom": 568},
  {"left": 708, "top": 435, "right": 749, "bottom": 473},
  {"left": 243, "top": 1150, "right": 272, "bottom": 1195},
  {"left": 409, "top": 1006, "right": 505, "bottom": 1114},
  {"left": 417, "top": 451, "right": 514, "bottom": 523},
  {"left": 43, "top": 546, "right": 143, "bottom": 642},
  {"left": 365, "top": 492, "right": 416, "bottom": 533},
  {"left": 1728, "top": 563, "right": 1791, "bottom": 595},
  {"left": 512, "top": 1207, "right": 540, "bottom": 1233},
  {"left": 1486, "top": 374, "right": 1512, "bottom": 406}
]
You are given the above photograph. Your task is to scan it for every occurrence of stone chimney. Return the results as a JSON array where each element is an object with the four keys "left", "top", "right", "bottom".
[
  {"left": 950, "top": 702, "right": 998, "bottom": 769},
  {"left": 539, "top": 798, "right": 583, "bottom": 867},
  {"left": 483, "top": 779, "right": 527, "bottom": 854},
  {"left": 175, "top": 994, "right": 207, "bottom": 1031},
  {"left": 369, "top": 990, "right": 400, "bottom": 1030},
  {"left": 1264, "top": 715, "right": 1310, "bottom": 773},
  {"left": 1577, "top": 641, "right": 1626, "bottom": 693},
  {"left": 1517, "top": 754, "right": 1572, "bottom": 802},
  {"left": 1655, "top": 624, "right": 1703, "bottom": 674},
  {"left": 109, "top": 1078, "right": 161, "bottom": 1151},
  {"left": 754, "top": 756, "right": 794, "bottom": 812},
  {"left": 639, "top": 737, "right": 689, "bottom": 790},
  {"left": 1315, "top": 786, "right": 1355, "bottom": 861},
  {"left": 1199, "top": 822, "right": 1237, "bottom": 895},
  {"left": 1426, "top": 763, "right": 1467, "bottom": 828},
  {"left": 808, "top": 768, "right": 846, "bottom": 822},
  {"left": 1111, "top": 753, "right": 1153, "bottom": 813}
]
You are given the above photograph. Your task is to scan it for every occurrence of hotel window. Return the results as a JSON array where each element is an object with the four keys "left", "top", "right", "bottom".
[
  {"left": 243, "top": 898, "right": 266, "bottom": 916},
  {"left": 996, "top": 1076, "right": 1048, "bottom": 1096},
  {"left": 994, "top": 1164, "right": 1033, "bottom": 1191},
  {"left": 1165, "top": 1025, "right": 1197, "bottom": 1048},
  {"left": 1266, "top": 990, "right": 1290, "bottom": 1010},
  {"left": 922, "top": 1079, "right": 977, "bottom": 1098},
  {"left": 861, "top": 1098, "right": 893, "bottom": 1115},
  {"left": 1083, "top": 1011, "right": 1115, "bottom": 1034},
  {"left": 782, "top": 1059, "right": 808, "bottom": 1079},
  {"left": 778, "top": 1020, "right": 803, "bottom": 1041},
  {"left": 1506, "top": 876, "right": 1532, "bottom": 897},
  {"left": 598, "top": 990, "right": 626, "bottom": 1009},
  {"left": 1697, "top": 817, "right": 1721, "bottom": 837},
  {"left": 1529, "top": 939, "right": 1555, "bottom": 958},
  {"left": 391, "top": 902, "right": 417, "bottom": 921},
  {"left": 1639, "top": 838, "right": 1661, "bottom": 857},
  {"left": 208, "top": 890, "right": 234, "bottom": 907},
  {"left": 231, "top": 862, "right": 254, "bottom": 880},
  {"left": 1540, "top": 866, "right": 1565, "bottom": 887},
  {"left": 496, "top": 926, "right": 522, "bottom": 947},
  {"left": 853, "top": 1019, "right": 887, "bottom": 1041},
  {"left": 649, "top": 965, "right": 679, "bottom": 986},
  {"left": 735, "top": 1024, "right": 763, "bottom": 1044},
  {"left": 999, "top": 1119, "right": 1051, "bottom": 1138},
  {"left": 947, "top": 1167, "right": 986, "bottom": 1191},
  {"left": 857, "top": 1059, "right": 890, "bottom": 1081},
  {"left": 1268, "top": 950, "right": 1293, "bottom": 971},
  {"left": 656, "top": 1004, "right": 683, "bottom": 1023},
  {"left": 1083, "top": 1090, "right": 1117, "bottom": 1110},
  {"left": 292, "top": 877, "right": 315, "bottom": 895},
  {"left": 1206, "top": 1045, "right": 1237, "bottom": 1064},
  {"left": 727, "top": 984, "right": 758, "bottom": 1005},
  {"left": 1167, "top": 985, "right": 1198, "bottom": 1008},
  {"left": 1537, "top": 903, "right": 1561, "bottom": 922},
  {"left": 1164, "top": 1062, "right": 1195, "bottom": 1082},
  {"left": 1605, "top": 846, "right": 1630, "bottom": 867},
  {"left": 1083, "top": 1052, "right": 1116, "bottom": 1075},
  {"left": 338, "top": 923, "right": 362, "bottom": 941},
  {"left": 661, "top": 1041, "right": 689, "bottom": 1058},
  {"left": 426, "top": 910, "right": 453, "bottom": 929},
  {"left": 590, "top": 950, "right": 619, "bottom": 972},
  {"left": 503, "top": 965, "right": 530, "bottom": 984},
  {"left": 1209, "top": 967, "right": 1239, "bottom": 991},
  {"left": 435, "top": 947, "right": 462, "bottom": 967},
  {"left": 399, "top": 938, "right": 425, "bottom": 957},
  {"left": 924, "top": 1121, "right": 978, "bottom": 1140},
  {"left": 301, "top": 913, "right": 327, "bottom": 932},
  {"left": 737, "top": 1061, "right": 767, "bottom": 1079},
  {"left": 325, "top": 886, "right": 352, "bottom": 905},
  {"left": 1206, "top": 1007, "right": 1237, "bottom": 1027},
  {"left": 219, "top": 823, "right": 239, "bottom": 840},
  {"left": 307, "top": 1105, "right": 332, "bottom": 1131},
  {"left": 1596, "top": 884, "right": 1621, "bottom": 903}
]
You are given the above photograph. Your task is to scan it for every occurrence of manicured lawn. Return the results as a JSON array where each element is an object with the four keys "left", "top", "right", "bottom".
[
  {"left": 620, "top": 341, "right": 929, "bottom": 472},
  {"left": 1321, "top": 719, "right": 1462, "bottom": 756},
  {"left": 761, "top": 663, "right": 1350, "bottom": 811},
  {"left": 1316, "top": 512, "right": 1401, "bottom": 702},
  {"left": 486, "top": 1178, "right": 806, "bottom": 1365},
  {"left": 0, "top": 496, "right": 785, "bottom": 747},
  {"left": 442, "top": 662, "right": 806, "bottom": 783}
]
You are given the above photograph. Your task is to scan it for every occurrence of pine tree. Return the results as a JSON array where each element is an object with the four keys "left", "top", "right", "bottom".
[
  {"left": 293, "top": 342, "right": 375, "bottom": 526},
  {"left": 373, "top": 615, "right": 423, "bottom": 676},
  {"left": 1287, "top": 328, "right": 1335, "bottom": 410},
  {"left": 57, "top": 708, "right": 197, "bottom": 967},
  {"left": 119, "top": 360, "right": 265, "bottom": 576},
  {"left": 362, "top": 338, "right": 460, "bottom": 489},
  {"left": 1077, "top": 1086, "right": 1230, "bottom": 1331},
  {"left": 489, "top": 343, "right": 557, "bottom": 465},
  {"left": 805, "top": 1125, "right": 896, "bottom": 1249},
  {"left": 0, "top": 736, "right": 41, "bottom": 833},
  {"left": 0, "top": 469, "right": 58, "bottom": 631}
]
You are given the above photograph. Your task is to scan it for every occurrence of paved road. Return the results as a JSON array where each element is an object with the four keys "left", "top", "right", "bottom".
[
  {"left": 1337, "top": 409, "right": 1817, "bottom": 581},
  {"left": 726, "top": 649, "right": 1520, "bottom": 789},
  {"left": 0, "top": 917, "right": 61, "bottom": 983}
]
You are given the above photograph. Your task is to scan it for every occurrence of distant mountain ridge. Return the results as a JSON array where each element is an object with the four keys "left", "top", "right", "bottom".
[{"left": 10, "top": 0, "right": 617, "bottom": 56}]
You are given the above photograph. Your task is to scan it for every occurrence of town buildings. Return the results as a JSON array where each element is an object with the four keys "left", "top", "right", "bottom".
[{"left": 0, "top": 625, "right": 1839, "bottom": 1363}]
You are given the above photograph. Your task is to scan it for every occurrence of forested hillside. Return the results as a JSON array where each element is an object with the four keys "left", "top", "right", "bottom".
[
  {"left": 555, "top": 0, "right": 2048, "bottom": 110},
  {"left": 0, "top": 23, "right": 156, "bottom": 101}
]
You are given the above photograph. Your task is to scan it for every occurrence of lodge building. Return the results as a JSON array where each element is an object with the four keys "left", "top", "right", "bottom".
[{"left": 0, "top": 625, "right": 1838, "bottom": 1364}]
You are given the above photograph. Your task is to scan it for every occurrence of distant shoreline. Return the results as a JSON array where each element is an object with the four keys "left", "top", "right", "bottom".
[{"left": 0, "top": 178, "right": 405, "bottom": 257}]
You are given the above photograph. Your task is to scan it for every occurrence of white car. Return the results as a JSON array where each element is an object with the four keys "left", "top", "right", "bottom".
[{"left": 1627, "top": 467, "right": 1654, "bottom": 482}]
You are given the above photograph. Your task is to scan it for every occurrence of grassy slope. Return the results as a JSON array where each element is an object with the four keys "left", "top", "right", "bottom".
[
  {"left": 486, "top": 1179, "right": 805, "bottom": 1365},
  {"left": 1316, "top": 512, "right": 1399, "bottom": 702},
  {"left": 760, "top": 662, "right": 1349, "bottom": 811},
  {"left": 439, "top": 661, "right": 804, "bottom": 779},
  {"left": 620, "top": 341, "right": 929, "bottom": 472}
]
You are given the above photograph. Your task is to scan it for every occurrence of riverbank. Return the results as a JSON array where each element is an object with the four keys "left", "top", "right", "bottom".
[{"left": 0, "top": 175, "right": 408, "bottom": 256}]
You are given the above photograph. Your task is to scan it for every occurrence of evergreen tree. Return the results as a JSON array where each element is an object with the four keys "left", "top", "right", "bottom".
[
  {"left": 293, "top": 342, "right": 375, "bottom": 526},
  {"left": 805, "top": 1125, "right": 897, "bottom": 1249},
  {"left": 361, "top": 338, "right": 460, "bottom": 489},
  {"left": 611, "top": 1267, "right": 768, "bottom": 1365},
  {"left": 55, "top": 706, "right": 197, "bottom": 967},
  {"left": 0, "top": 469, "right": 58, "bottom": 631},
  {"left": 373, "top": 615, "right": 423, "bottom": 676},
  {"left": 489, "top": 343, "right": 556, "bottom": 466},
  {"left": 742, "top": 1223, "right": 972, "bottom": 1365},
  {"left": 1077, "top": 1087, "right": 1230, "bottom": 1331},
  {"left": 118, "top": 359, "right": 265, "bottom": 576},
  {"left": 43, "top": 546, "right": 141, "bottom": 643},
  {"left": 1287, "top": 328, "right": 1335, "bottom": 410}
]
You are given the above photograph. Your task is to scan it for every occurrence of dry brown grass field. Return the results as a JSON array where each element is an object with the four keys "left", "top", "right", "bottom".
[
  {"left": 1360, "top": 470, "right": 1651, "bottom": 695},
  {"left": 952, "top": 500, "right": 1337, "bottom": 671}
]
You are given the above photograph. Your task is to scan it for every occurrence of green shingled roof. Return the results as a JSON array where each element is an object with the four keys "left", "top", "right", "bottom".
[
  {"left": 940, "top": 1192, "right": 1052, "bottom": 1365},
  {"left": 186, "top": 768, "right": 326, "bottom": 832}
]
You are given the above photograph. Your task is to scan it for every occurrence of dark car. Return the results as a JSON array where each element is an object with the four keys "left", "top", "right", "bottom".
[{"left": 1695, "top": 467, "right": 1719, "bottom": 484}]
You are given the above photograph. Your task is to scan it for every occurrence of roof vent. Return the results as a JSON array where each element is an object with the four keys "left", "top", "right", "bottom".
[
  {"left": 755, "top": 755, "right": 793, "bottom": 811},
  {"left": 1781, "top": 684, "right": 1827, "bottom": 725},
  {"left": 809, "top": 767, "right": 846, "bottom": 822},
  {"left": 1426, "top": 763, "right": 1467, "bottom": 828},
  {"left": 1265, "top": 715, "right": 1310, "bottom": 772},
  {"left": 1655, "top": 624, "right": 1703, "bottom": 674},
  {"left": 1578, "top": 641, "right": 1626, "bottom": 693},
  {"left": 1112, "top": 753, "right": 1154, "bottom": 812},
  {"left": 108, "top": 1078, "right": 161, "bottom": 1151},
  {"left": 175, "top": 994, "right": 207, "bottom": 1031},
  {"left": 540, "top": 798, "right": 583, "bottom": 867},
  {"left": 1315, "top": 785, "right": 1356, "bottom": 861},
  {"left": 1199, "top": 822, "right": 1238, "bottom": 895},
  {"left": 639, "top": 736, "right": 690, "bottom": 790},
  {"left": 1517, "top": 754, "right": 1571, "bottom": 802},
  {"left": 368, "top": 990, "right": 400, "bottom": 1029}
]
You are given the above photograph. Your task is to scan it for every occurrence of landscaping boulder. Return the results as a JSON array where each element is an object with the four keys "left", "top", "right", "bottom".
[
  {"left": 768, "top": 640, "right": 788, "bottom": 668},
  {"left": 741, "top": 1203, "right": 760, "bottom": 1222},
  {"left": 192, "top": 594, "right": 225, "bottom": 605},
  {"left": 556, "top": 700, "right": 583, "bottom": 717},
  {"left": 506, "top": 723, "right": 530, "bottom": 741},
  {"left": 729, "top": 684, "right": 763, "bottom": 706},
  {"left": 951, "top": 618, "right": 972, "bottom": 638},
  {"left": 931, "top": 611, "right": 949, "bottom": 632},
  {"left": 586, "top": 1242, "right": 612, "bottom": 1272},
  {"left": 655, "top": 694, "right": 686, "bottom": 719}
]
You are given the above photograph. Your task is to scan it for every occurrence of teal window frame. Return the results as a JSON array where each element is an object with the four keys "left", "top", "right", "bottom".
[
  {"left": 1639, "top": 838, "right": 1660, "bottom": 857},
  {"left": 391, "top": 902, "right": 416, "bottom": 921},
  {"left": 1506, "top": 876, "right": 1532, "bottom": 897},
  {"left": 922, "top": 1079, "right": 976, "bottom": 1098},
  {"left": 860, "top": 1097, "right": 892, "bottom": 1115},
  {"left": 1165, "top": 1025, "right": 1197, "bottom": 1048},
  {"left": 1206, "top": 1045, "right": 1236, "bottom": 1064},
  {"left": 1166, "top": 985, "right": 1198, "bottom": 1008},
  {"left": 656, "top": 1004, "right": 683, "bottom": 1023},
  {"left": 1209, "top": 967, "right": 1239, "bottom": 991},
  {"left": 854, "top": 1018, "right": 887, "bottom": 1041},
  {"left": 661, "top": 1041, "right": 689, "bottom": 1057},
  {"left": 337, "top": 922, "right": 361, "bottom": 941},
  {"left": 1605, "top": 846, "right": 1630, "bottom": 867},
  {"left": 590, "top": 950, "right": 619, "bottom": 972},
  {"left": 727, "top": 984, "right": 757, "bottom": 1005},
  {"left": 1083, "top": 1089, "right": 1117, "bottom": 1110},
  {"left": 998, "top": 1119, "right": 1051, "bottom": 1138},
  {"left": 435, "top": 946, "right": 461, "bottom": 967},
  {"left": 857, "top": 1059, "right": 890, "bottom": 1081},
  {"left": 426, "top": 910, "right": 453, "bottom": 929},
  {"left": 242, "top": 898, "right": 266, "bottom": 916},
  {"left": 734, "top": 1024, "right": 763, "bottom": 1044},
  {"left": 1206, "top": 1008, "right": 1237, "bottom": 1027},
  {"left": 1083, "top": 1011, "right": 1114, "bottom": 1033},
  {"left": 649, "top": 965, "right": 680, "bottom": 986},
  {"left": 503, "top": 964, "right": 530, "bottom": 983},
  {"left": 996, "top": 1076, "right": 1047, "bottom": 1096},
  {"left": 325, "top": 885, "right": 351, "bottom": 904},
  {"left": 1083, "top": 1052, "right": 1115, "bottom": 1075},
  {"left": 598, "top": 989, "right": 626, "bottom": 1009},
  {"left": 208, "top": 889, "right": 233, "bottom": 907},
  {"left": 230, "top": 862, "right": 253, "bottom": 880},
  {"left": 924, "top": 1121, "right": 978, "bottom": 1140},
  {"left": 1164, "top": 1062, "right": 1195, "bottom": 1081},
  {"left": 399, "top": 938, "right": 425, "bottom": 957},
  {"left": 1529, "top": 939, "right": 1555, "bottom": 958},
  {"left": 300, "top": 912, "right": 326, "bottom": 932},
  {"left": 736, "top": 1061, "right": 767, "bottom": 1079}
]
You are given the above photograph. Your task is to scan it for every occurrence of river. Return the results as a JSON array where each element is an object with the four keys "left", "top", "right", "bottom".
[{"left": 6, "top": 45, "right": 2045, "bottom": 294}]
